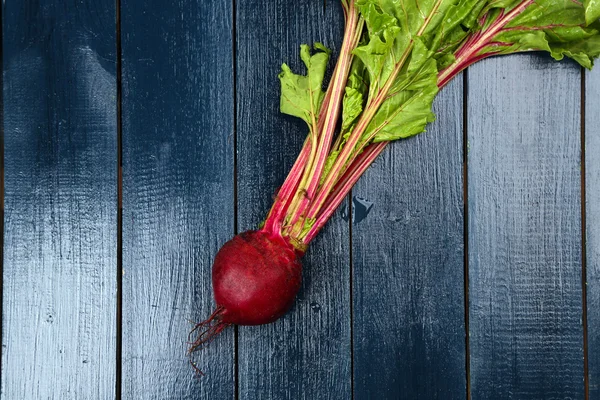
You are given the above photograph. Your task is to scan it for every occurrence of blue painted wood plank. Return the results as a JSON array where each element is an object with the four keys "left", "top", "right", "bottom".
[
  {"left": 352, "top": 77, "right": 466, "bottom": 399},
  {"left": 120, "top": 0, "right": 235, "bottom": 397},
  {"left": 467, "top": 55, "right": 584, "bottom": 399},
  {"left": 236, "top": 2, "right": 351, "bottom": 399},
  {"left": 2, "top": 1, "right": 117, "bottom": 398},
  {"left": 587, "top": 66, "right": 600, "bottom": 397}
]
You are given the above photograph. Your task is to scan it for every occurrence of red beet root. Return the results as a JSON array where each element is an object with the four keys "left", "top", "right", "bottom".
[{"left": 188, "top": 230, "right": 303, "bottom": 355}]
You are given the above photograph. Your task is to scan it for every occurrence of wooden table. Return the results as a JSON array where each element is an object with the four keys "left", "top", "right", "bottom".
[{"left": 2, "top": 1, "right": 599, "bottom": 399}]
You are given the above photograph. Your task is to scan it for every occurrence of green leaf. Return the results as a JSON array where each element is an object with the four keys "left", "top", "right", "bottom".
[
  {"left": 585, "top": 0, "right": 600, "bottom": 25},
  {"left": 427, "top": 0, "right": 482, "bottom": 51},
  {"left": 366, "top": 39, "right": 439, "bottom": 142},
  {"left": 336, "top": 0, "right": 600, "bottom": 167},
  {"left": 341, "top": 58, "right": 368, "bottom": 133},
  {"left": 279, "top": 43, "right": 331, "bottom": 128},
  {"left": 341, "top": 87, "right": 364, "bottom": 133},
  {"left": 322, "top": 56, "right": 369, "bottom": 184},
  {"left": 352, "top": 2, "right": 403, "bottom": 95},
  {"left": 498, "top": 29, "right": 600, "bottom": 69},
  {"left": 347, "top": 0, "right": 488, "bottom": 147},
  {"left": 478, "top": 0, "right": 600, "bottom": 69}
]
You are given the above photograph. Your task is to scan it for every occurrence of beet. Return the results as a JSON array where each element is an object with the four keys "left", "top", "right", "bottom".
[
  {"left": 188, "top": 230, "right": 303, "bottom": 356},
  {"left": 189, "top": 0, "right": 600, "bottom": 374}
]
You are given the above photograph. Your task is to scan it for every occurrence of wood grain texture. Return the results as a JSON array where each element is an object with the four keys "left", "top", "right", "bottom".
[
  {"left": 587, "top": 66, "right": 600, "bottom": 397},
  {"left": 467, "top": 55, "right": 584, "bottom": 399},
  {"left": 352, "top": 77, "right": 466, "bottom": 399},
  {"left": 120, "top": 0, "right": 234, "bottom": 398},
  {"left": 236, "top": 1, "right": 350, "bottom": 399},
  {"left": 2, "top": 1, "right": 117, "bottom": 398}
]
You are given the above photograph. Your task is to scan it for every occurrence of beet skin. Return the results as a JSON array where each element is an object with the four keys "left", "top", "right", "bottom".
[
  {"left": 189, "top": 230, "right": 303, "bottom": 357},
  {"left": 213, "top": 230, "right": 303, "bottom": 325}
]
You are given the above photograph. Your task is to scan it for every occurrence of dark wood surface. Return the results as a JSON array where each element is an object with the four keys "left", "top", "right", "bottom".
[
  {"left": 2, "top": 0, "right": 117, "bottom": 398},
  {"left": 468, "top": 55, "right": 584, "bottom": 399},
  {"left": 120, "top": 0, "right": 235, "bottom": 398},
  {"left": 2, "top": 1, "right": 598, "bottom": 399},
  {"left": 353, "top": 76, "right": 466, "bottom": 399},
  {"left": 587, "top": 66, "right": 600, "bottom": 398},
  {"left": 236, "top": 1, "right": 351, "bottom": 399}
]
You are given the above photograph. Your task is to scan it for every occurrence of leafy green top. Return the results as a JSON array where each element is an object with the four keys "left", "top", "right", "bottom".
[
  {"left": 279, "top": 43, "right": 331, "bottom": 132},
  {"left": 267, "top": 0, "right": 600, "bottom": 246}
]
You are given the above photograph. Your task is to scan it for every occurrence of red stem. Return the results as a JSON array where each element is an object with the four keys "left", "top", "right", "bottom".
[
  {"left": 263, "top": 117, "right": 331, "bottom": 234},
  {"left": 264, "top": 57, "right": 339, "bottom": 233},
  {"left": 437, "top": 0, "right": 534, "bottom": 86},
  {"left": 302, "top": 45, "right": 412, "bottom": 226},
  {"left": 303, "top": 141, "right": 387, "bottom": 243},
  {"left": 285, "top": 6, "right": 361, "bottom": 235},
  {"left": 264, "top": 5, "right": 360, "bottom": 235},
  {"left": 263, "top": 140, "right": 311, "bottom": 234},
  {"left": 302, "top": 56, "right": 462, "bottom": 243}
]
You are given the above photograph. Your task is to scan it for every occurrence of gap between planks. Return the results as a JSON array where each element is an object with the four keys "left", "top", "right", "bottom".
[
  {"left": 0, "top": 1, "right": 4, "bottom": 389},
  {"left": 116, "top": 0, "right": 123, "bottom": 397},
  {"left": 581, "top": 66, "right": 590, "bottom": 400},
  {"left": 233, "top": 0, "right": 240, "bottom": 398},
  {"left": 462, "top": 69, "right": 471, "bottom": 400}
]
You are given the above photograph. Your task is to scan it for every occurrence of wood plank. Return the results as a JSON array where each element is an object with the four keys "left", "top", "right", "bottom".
[
  {"left": 352, "top": 78, "right": 466, "bottom": 398},
  {"left": 2, "top": 1, "right": 117, "bottom": 398},
  {"left": 587, "top": 66, "right": 600, "bottom": 397},
  {"left": 467, "top": 55, "right": 584, "bottom": 399},
  {"left": 120, "top": 0, "right": 235, "bottom": 397},
  {"left": 236, "top": 1, "right": 350, "bottom": 398}
]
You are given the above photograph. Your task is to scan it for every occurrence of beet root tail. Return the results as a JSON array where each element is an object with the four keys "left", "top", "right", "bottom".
[
  {"left": 188, "top": 306, "right": 230, "bottom": 353},
  {"left": 187, "top": 306, "right": 230, "bottom": 375}
]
